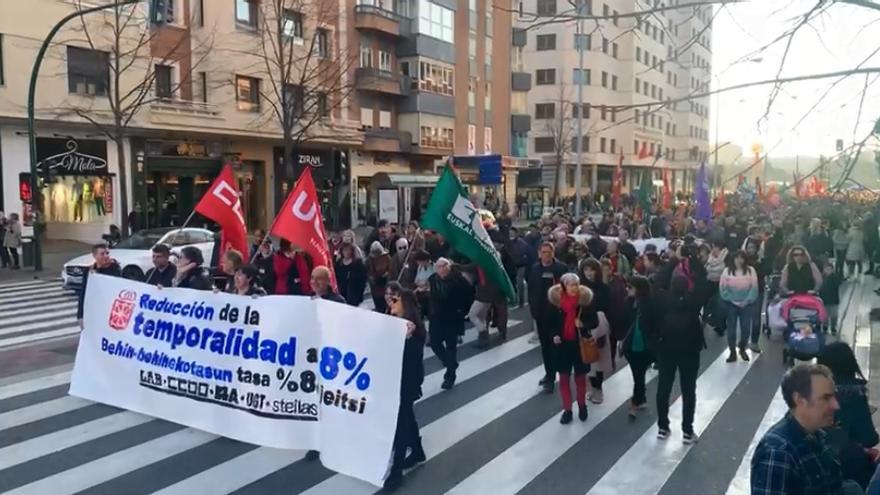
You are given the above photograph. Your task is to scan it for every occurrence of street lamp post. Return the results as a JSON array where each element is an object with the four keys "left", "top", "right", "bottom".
[
  {"left": 573, "top": 3, "right": 585, "bottom": 219},
  {"left": 26, "top": 0, "right": 140, "bottom": 271}
]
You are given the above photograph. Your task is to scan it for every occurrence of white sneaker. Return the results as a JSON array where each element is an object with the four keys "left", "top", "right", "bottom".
[
  {"left": 683, "top": 432, "right": 698, "bottom": 444},
  {"left": 587, "top": 390, "right": 604, "bottom": 404},
  {"left": 657, "top": 429, "right": 670, "bottom": 440}
]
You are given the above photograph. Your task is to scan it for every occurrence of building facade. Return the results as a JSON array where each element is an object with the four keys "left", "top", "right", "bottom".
[
  {"left": 517, "top": 0, "right": 712, "bottom": 204},
  {"left": 347, "top": 0, "right": 515, "bottom": 225}
]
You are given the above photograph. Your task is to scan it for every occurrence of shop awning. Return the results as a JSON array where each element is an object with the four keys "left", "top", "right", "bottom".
[{"left": 372, "top": 173, "right": 440, "bottom": 187}]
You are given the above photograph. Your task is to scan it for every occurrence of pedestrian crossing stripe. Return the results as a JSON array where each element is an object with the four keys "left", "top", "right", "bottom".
[{"left": 0, "top": 278, "right": 874, "bottom": 494}]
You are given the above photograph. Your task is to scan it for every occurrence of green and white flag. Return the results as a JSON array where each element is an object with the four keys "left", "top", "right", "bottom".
[{"left": 421, "top": 165, "right": 516, "bottom": 303}]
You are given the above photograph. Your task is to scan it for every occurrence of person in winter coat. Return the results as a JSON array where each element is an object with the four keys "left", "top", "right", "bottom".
[
  {"left": 820, "top": 261, "right": 844, "bottom": 334},
  {"left": 335, "top": 242, "right": 368, "bottom": 307},
  {"left": 620, "top": 275, "right": 657, "bottom": 418},
  {"left": 719, "top": 250, "right": 760, "bottom": 361},
  {"left": 340, "top": 229, "right": 365, "bottom": 260},
  {"left": 427, "top": 258, "right": 472, "bottom": 390},
  {"left": 579, "top": 258, "right": 610, "bottom": 313},
  {"left": 173, "top": 246, "right": 213, "bottom": 291},
  {"left": 468, "top": 259, "right": 509, "bottom": 349},
  {"left": 601, "top": 240, "right": 632, "bottom": 278},
  {"left": 864, "top": 213, "right": 880, "bottom": 274},
  {"left": 833, "top": 223, "right": 850, "bottom": 277},
  {"left": 218, "top": 250, "right": 244, "bottom": 293},
  {"left": 272, "top": 239, "right": 312, "bottom": 296},
  {"left": 586, "top": 230, "right": 608, "bottom": 259},
  {"left": 527, "top": 242, "right": 570, "bottom": 393},
  {"left": 144, "top": 243, "right": 177, "bottom": 287},
  {"left": 250, "top": 239, "right": 274, "bottom": 292},
  {"left": 819, "top": 342, "right": 880, "bottom": 490},
  {"left": 804, "top": 218, "right": 833, "bottom": 266},
  {"left": 384, "top": 289, "right": 426, "bottom": 491},
  {"left": 77, "top": 243, "right": 122, "bottom": 329},
  {"left": 548, "top": 274, "right": 594, "bottom": 424},
  {"left": 705, "top": 240, "right": 728, "bottom": 334},
  {"left": 232, "top": 264, "right": 267, "bottom": 296},
  {"left": 780, "top": 245, "right": 823, "bottom": 296},
  {"left": 390, "top": 237, "right": 415, "bottom": 288},
  {"left": 847, "top": 223, "right": 866, "bottom": 277},
  {"left": 3, "top": 213, "right": 22, "bottom": 269},
  {"left": 655, "top": 275, "right": 706, "bottom": 444},
  {"left": 367, "top": 241, "right": 392, "bottom": 313},
  {"left": 506, "top": 227, "right": 531, "bottom": 307}
]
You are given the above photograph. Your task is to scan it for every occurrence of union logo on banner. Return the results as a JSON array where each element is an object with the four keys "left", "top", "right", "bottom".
[{"left": 108, "top": 290, "right": 137, "bottom": 330}]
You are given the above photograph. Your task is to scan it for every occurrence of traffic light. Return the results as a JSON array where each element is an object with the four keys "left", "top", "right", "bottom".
[{"left": 150, "top": 0, "right": 174, "bottom": 24}]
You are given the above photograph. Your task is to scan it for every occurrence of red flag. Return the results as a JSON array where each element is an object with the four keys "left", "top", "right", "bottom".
[
  {"left": 638, "top": 142, "right": 650, "bottom": 160},
  {"left": 713, "top": 186, "right": 726, "bottom": 216},
  {"left": 269, "top": 168, "right": 337, "bottom": 291},
  {"left": 194, "top": 164, "right": 249, "bottom": 262},
  {"left": 612, "top": 150, "right": 623, "bottom": 209},
  {"left": 661, "top": 168, "right": 672, "bottom": 210}
]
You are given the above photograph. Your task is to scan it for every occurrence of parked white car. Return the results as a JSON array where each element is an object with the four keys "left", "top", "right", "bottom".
[{"left": 62, "top": 227, "right": 216, "bottom": 290}]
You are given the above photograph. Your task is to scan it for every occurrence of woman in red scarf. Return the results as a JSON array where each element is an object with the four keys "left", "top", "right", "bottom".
[{"left": 548, "top": 273, "right": 594, "bottom": 424}]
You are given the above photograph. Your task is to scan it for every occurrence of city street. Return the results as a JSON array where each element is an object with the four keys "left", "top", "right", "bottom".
[{"left": 0, "top": 275, "right": 875, "bottom": 495}]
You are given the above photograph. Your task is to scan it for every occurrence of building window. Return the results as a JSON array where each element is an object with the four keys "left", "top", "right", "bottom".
[
  {"left": 361, "top": 107, "right": 374, "bottom": 129},
  {"left": 602, "top": 37, "right": 608, "bottom": 54},
  {"left": 572, "top": 103, "right": 590, "bottom": 118},
  {"left": 468, "top": 77, "right": 476, "bottom": 106},
  {"left": 572, "top": 68, "right": 590, "bottom": 85},
  {"left": 154, "top": 64, "right": 173, "bottom": 99},
  {"left": 0, "top": 34, "right": 4, "bottom": 86},
  {"left": 379, "top": 50, "right": 392, "bottom": 71},
  {"left": 419, "top": 125, "right": 454, "bottom": 149},
  {"left": 316, "top": 29, "right": 330, "bottom": 58},
  {"left": 601, "top": 106, "right": 607, "bottom": 120},
  {"left": 379, "top": 110, "right": 391, "bottom": 128},
  {"left": 418, "top": 60, "right": 454, "bottom": 96},
  {"left": 612, "top": 43, "right": 618, "bottom": 58},
  {"left": 574, "top": 33, "right": 591, "bottom": 51},
  {"left": 601, "top": 71, "right": 608, "bottom": 87},
  {"left": 360, "top": 43, "right": 372, "bottom": 67},
  {"left": 536, "top": 34, "right": 556, "bottom": 51},
  {"left": 535, "top": 103, "right": 555, "bottom": 119},
  {"left": 418, "top": 0, "right": 454, "bottom": 43},
  {"left": 613, "top": 10, "right": 619, "bottom": 26},
  {"left": 283, "top": 10, "right": 304, "bottom": 40},
  {"left": 283, "top": 83, "right": 304, "bottom": 116},
  {"left": 67, "top": 46, "right": 109, "bottom": 96},
  {"left": 611, "top": 108, "right": 616, "bottom": 122},
  {"left": 536, "top": 0, "right": 557, "bottom": 15},
  {"left": 316, "top": 92, "right": 329, "bottom": 117},
  {"left": 636, "top": 47, "right": 641, "bottom": 62},
  {"left": 535, "top": 68, "right": 556, "bottom": 85},
  {"left": 600, "top": 137, "right": 606, "bottom": 153},
  {"left": 235, "top": 0, "right": 258, "bottom": 29},
  {"left": 633, "top": 140, "right": 639, "bottom": 153},
  {"left": 197, "top": 72, "right": 208, "bottom": 103},
  {"left": 534, "top": 136, "right": 555, "bottom": 153},
  {"left": 485, "top": 82, "right": 491, "bottom": 110},
  {"left": 611, "top": 75, "right": 618, "bottom": 90},
  {"left": 235, "top": 75, "right": 260, "bottom": 112},
  {"left": 571, "top": 136, "right": 589, "bottom": 152},
  {"left": 610, "top": 138, "right": 616, "bottom": 153}
]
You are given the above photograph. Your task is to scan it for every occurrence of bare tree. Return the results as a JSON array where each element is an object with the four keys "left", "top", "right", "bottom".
[
  {"left": 51, "top": 1, "right": 214, "bottom": 233},
  {"left": 543, "top": 82, "right": 575, "bottom": 202},
  {"left": 244, "top": 0, "right": 360, "bottom": 185}
]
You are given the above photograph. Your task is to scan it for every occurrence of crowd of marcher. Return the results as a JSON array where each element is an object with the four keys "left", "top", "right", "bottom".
[{"left": 71, "top": 189, "right": 880, "bottom": 493}]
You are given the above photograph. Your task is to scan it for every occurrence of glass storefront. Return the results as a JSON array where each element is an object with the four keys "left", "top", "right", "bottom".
[{"left": 44, "top": 176, "right": 113, "bottom": 223}]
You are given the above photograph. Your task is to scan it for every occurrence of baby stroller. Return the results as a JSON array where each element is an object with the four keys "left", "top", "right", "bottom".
[{"left": 781, "top": 297, "right": 827, "bottom": 366}]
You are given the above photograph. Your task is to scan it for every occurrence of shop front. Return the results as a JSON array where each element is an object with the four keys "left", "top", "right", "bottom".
[
  {"left": 10, "top": 135, "right": 121, "bottom": 243},
  {"left": 131, "top": 139, "right": 267, "bottom": 232},
  {"left": 273, "top": 146, "right": 348, "bottom": 228},
  {"left": 445, "top": 155, "right": 519, "bottom": 215},
  {"left": 515, "top": 168, "right": 546, "bottom": 219}
]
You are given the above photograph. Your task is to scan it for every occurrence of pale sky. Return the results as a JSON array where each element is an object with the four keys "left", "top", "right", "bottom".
[{"left": 712, "top": 0, "right": 880, "bottom": 158}]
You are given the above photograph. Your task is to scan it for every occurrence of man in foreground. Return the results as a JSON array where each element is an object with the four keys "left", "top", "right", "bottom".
[
  {"left": 751, "top": 363, "right": 863, "bottom": 494},
  {"left": 77, "top": 243, "right": 121, "bottom": 330}
]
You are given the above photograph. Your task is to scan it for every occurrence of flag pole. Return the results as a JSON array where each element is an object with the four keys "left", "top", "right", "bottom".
[{"left": 395, "top": 227, "right": 422, "bottom": 283}]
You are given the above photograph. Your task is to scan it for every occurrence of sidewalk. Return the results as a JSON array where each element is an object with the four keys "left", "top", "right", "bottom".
[{"left": 0, "top": 239, "right": 89, "bottom": 284}]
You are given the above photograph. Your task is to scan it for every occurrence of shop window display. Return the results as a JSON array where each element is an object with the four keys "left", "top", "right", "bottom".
[{"left": 44, "top": 176, "right": 112, "bottom": 223}]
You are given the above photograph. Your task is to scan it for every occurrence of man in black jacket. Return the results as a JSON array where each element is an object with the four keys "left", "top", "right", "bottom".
[
  {"left": 77, "top": 243, "right": 122, "bottom": 330},
  {"left": 506, "top": 227, "right": 530, "bottom": 308},
  {"left": 310, "top": 266, "right": 346, "bottom": 304},
  {"left": 527, "top": 242, "right": 569, "bottom": 393},
  {"left": 144, "top": 243, "right": 176, "bottom": 287}
]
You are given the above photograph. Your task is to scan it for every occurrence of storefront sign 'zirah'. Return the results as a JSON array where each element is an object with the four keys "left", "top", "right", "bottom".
[{"left": 36, "top": 138, "right": 109, "bottom": 175}]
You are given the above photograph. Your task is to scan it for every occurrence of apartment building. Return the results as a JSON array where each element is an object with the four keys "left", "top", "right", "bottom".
[
  {"left": 517, "top": 0, "right": 712, "bottom": 201},
  {"left": 347, "top": 0, "right": 515, "bottom": 224}
]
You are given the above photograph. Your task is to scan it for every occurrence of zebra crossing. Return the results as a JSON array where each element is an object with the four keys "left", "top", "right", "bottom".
[
  {"left": 0, "top": 277, "right": 874, "bottom": 494},
  {"left": 0, "top": 279, "right": 80, "bottom": 351}
]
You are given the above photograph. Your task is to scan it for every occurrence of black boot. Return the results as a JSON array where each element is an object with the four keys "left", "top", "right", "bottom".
[
  {"left": 383, "top": 468, "right": 403, "bottom": 491},
  {"left": 475, "top": 332, "right": 490, "bottom": 350},
  {"left": 401, "top": 438, "right": 426, "bottom": 469},
  {"left": 726, "top": 347, "right": 737, "bottom": 363},
  {"left": 441, "top": 372, "right": 456, "bottom": 390},
  {"left": 738, "top": 345, "right": 750, "bottom": 362}
]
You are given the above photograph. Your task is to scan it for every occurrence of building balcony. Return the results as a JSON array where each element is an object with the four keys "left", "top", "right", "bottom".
[
  {"left": 355, "top": 68, "right": 410, "bottom": 96},
  {"left": 150, "top": 98, "right": 223, "bottom": 117},
  {"left": 354, "top": 5, "right": 403, "bottom": 37},
  {"left": 363, "top": 128, "right": 412, "bottom": 153},
  {"left": 511, "top": 72, "right": 531, "bottom": 91},
  {"left": 511, "top": 114, "right": 531, "bottom": 133}
]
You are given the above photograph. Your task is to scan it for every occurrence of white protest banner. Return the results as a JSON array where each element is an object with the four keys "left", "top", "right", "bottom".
[
  {"left": 571, "top": 235, "right": 671, "bottom": 254},
  {"left": 69, "top": 274, "right": 406, "bottom": 486}
]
